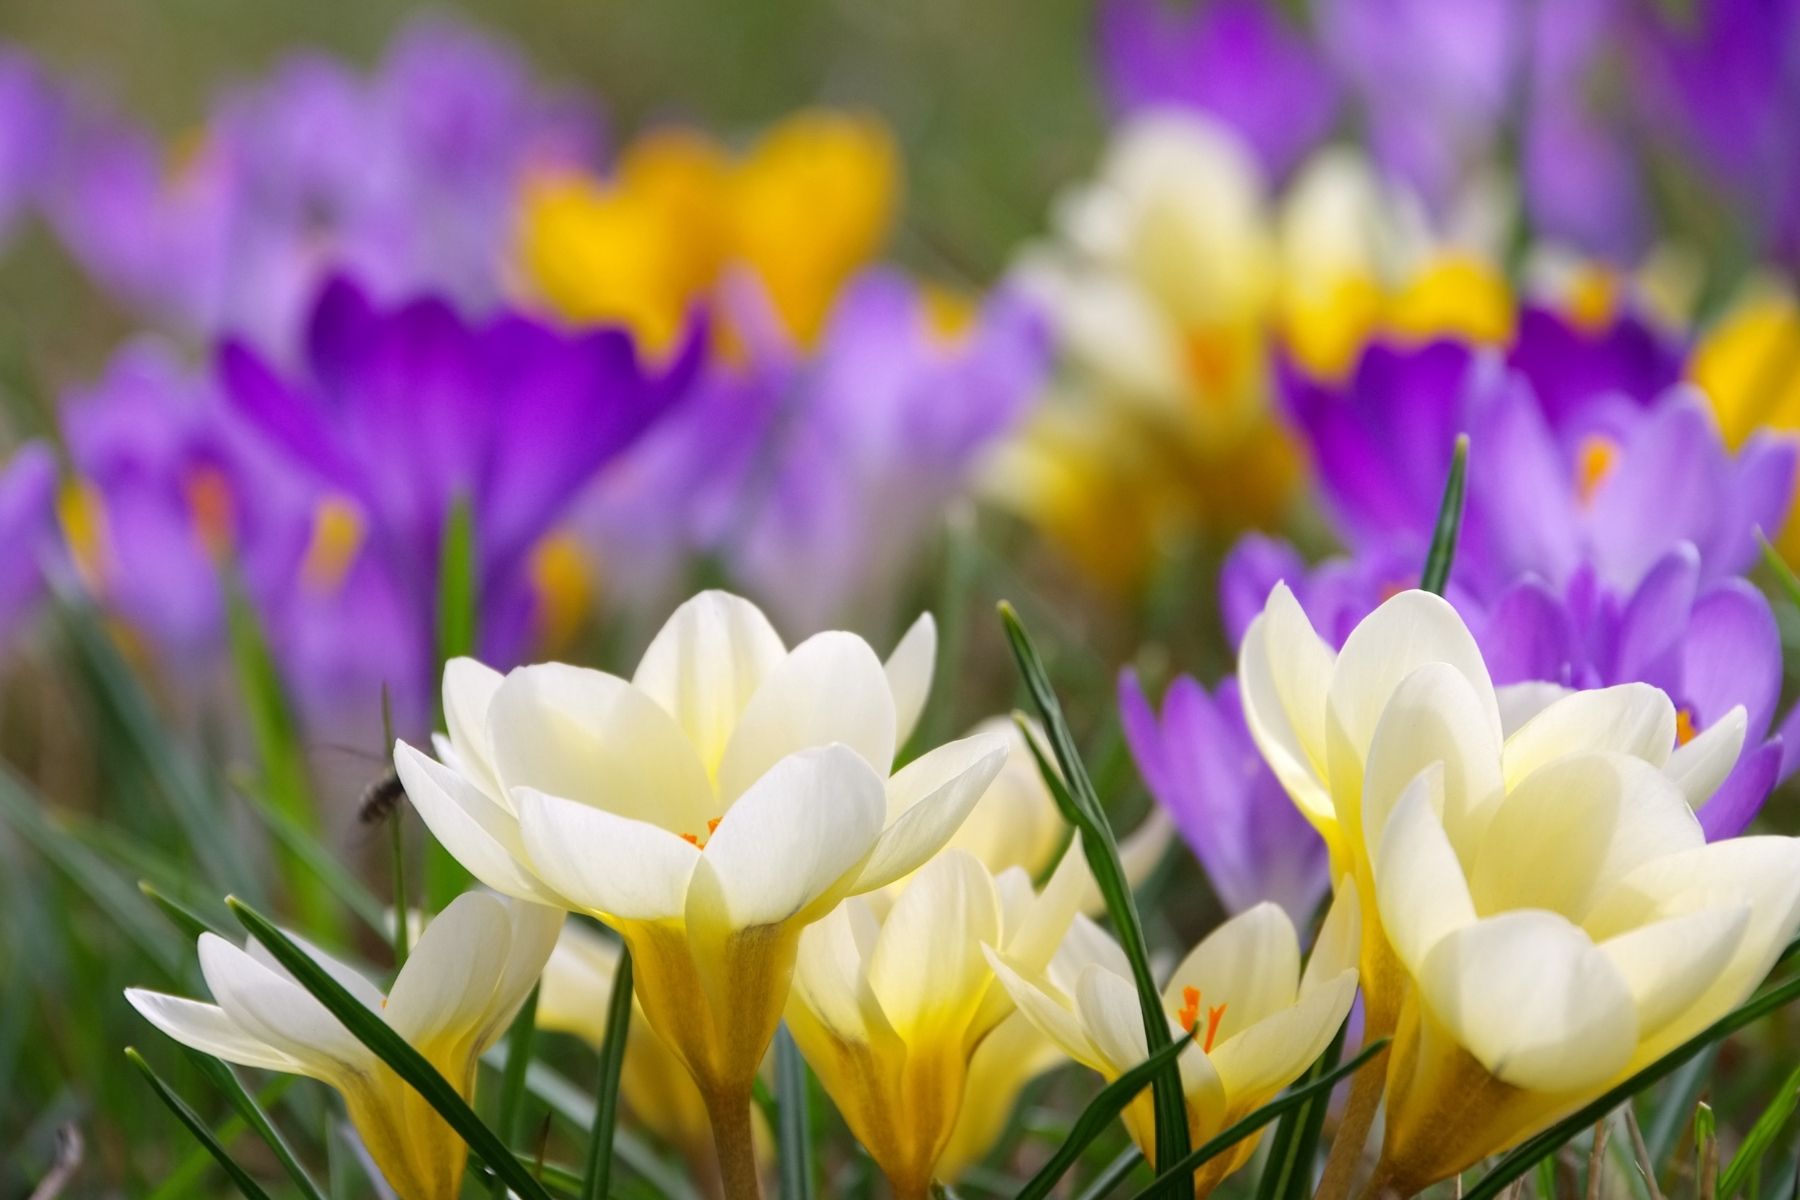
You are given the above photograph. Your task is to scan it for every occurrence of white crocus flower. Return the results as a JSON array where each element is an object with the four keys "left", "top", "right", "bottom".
[
  {"left": 393, "top": 590, "right": 1004, "bottom": 1198},
  {"left": 990, "top": 887, "right": 1361, "bottom": 1197},
  {"left": 126, "top": 894, "right": 561, "bottom": 1200},
  {"left": 785, "top": 848, "right": 1086, "bottom": 1199}
]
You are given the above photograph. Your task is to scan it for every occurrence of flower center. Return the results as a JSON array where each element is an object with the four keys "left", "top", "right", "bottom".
[
  {"left": 1575, "top": 435, "right": 1620, "bottom": 504},
  {"left": 1176, "top": 986, "right": 1228, "bottom": 1052},
  {"left": 1675, "top": 706, "right": 1698, "bottom": 747},
  {"left": 679, "top": 817, "right": 723, "bottom": 848},
  {"left": 300, "top": 494, "right": 366, "bottom": 594}
]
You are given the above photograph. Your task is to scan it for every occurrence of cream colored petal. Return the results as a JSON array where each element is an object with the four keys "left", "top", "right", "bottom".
[
  {"left": 197, "top": 934, "right": 368, "bottom": 1075},
  {"left": 1418, "top": 912, "right": 1636, "bottom": 1093},
  {"left": 1076, "top": 964, "right": 1153, "bottom": 1077},
  {"left": 630, "top": 590, "right": 787, "bottom": 774},
  {"left": 1048, "top": 915, "right": 1135, "bottom": 990},
  {"left": 442, "top": 657, "right": 504, "bottom": 797},
  {"left": 1501, "top": 683, "right": 1676, "bottom": 788},
  {"left": 884, "top": 613, "right": 937, "bottom": 748},
  {"left": 985, "top": 947, "right": 1104, "bottom": 1072},
  {"left": 1237, "top": 585, "right": 1336, "bottom": 823},
  {"left": 1470, "top": 753, "right": 1702, "bottom": 921},
  {"left": 1300, "top": 877, "right": 1361, "bottom": 995},
  {"left": 1666, "top": 706, "right": 1747, "bottom": 810},
  {"left": 853, "top": 734, "right": 1007, "bottom": 893},
  {"left": 393, "top": 741, "right": 565, "bottom": 906},
  {"left": 1208, "top": 969, "right": 1356, "bottom": 1103},
  {"left": 1361, "top": 662, "right": 1506, "bottom": 856},
  {"left": 689, "top": 744, "right": 889, "bottom": 929},
  {"left": 485, "top": 898, "right": 566, "bottom": 1043},
  {"left": 384, "top": 893, "right": 511, "bottom": 1047},
  {"left": 793, "top": 899, "right": 887, "bottom": 1045},
  {"left": 538, "top": 923, "right": 621, "bottom": 1045},
  {"left": 716, "top": 632, "right": 899, "bottom": 803},
  {"left": 1373, "top": 767, "right": 1476, "bottom": 977},
  {"left": 487, "top": 663, "right": 715, "bottom": 834},
  {"left": 868, "top": 851, "right": 1000, "bottom": 1039},
  {"left": 1599, "top": 905, "right": 1749, "bottom": 1040},
  {"left": 1161, "top": 903, "right": 1300, "bottom": 1040},
  {"left": 1495, "top": 681, "right": 1571, "bottom": 737},
  {"left": 1328, "top": 590, "right": 1499, "bottom": 771},
  {"left": 516, "top": 789, "right": 700, "bottom": 922},
  {"left": 125, "top": 990, "right": 310, "bottom": 1075},
  {"left": 246, "top": 932, "right": 384, "bottom": 1014}
]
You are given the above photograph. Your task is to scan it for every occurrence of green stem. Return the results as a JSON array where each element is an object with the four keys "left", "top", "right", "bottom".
[
  {"left": 581, "top": 945, "right": 634, "bottom": 1200},
  {"left": 491, "top": 985, "right": 540, "bottom": 1199}
]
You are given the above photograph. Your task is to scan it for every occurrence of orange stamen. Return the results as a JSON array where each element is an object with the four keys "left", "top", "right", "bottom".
[
  {"left": 1675, "top": 707, "right": 1698, "bottom": 747},
  {"left": 1176, "top": 986, "right": 1200, "bottom": 1033},
  {"left": 679, "top": 817, "right": 724, "bottom": 849},
  {"left": 1576, "top": 435, "right": 1620, "bottom": 504},
  {"left": 1203, "top": 1003, "right": 1228, "bottom": 1053},
  {"left": 707, "top": 817, "right": 722, "bottom": 835},
  {"left": 679, "top": 832, "right": 700, "bottom": 847}
]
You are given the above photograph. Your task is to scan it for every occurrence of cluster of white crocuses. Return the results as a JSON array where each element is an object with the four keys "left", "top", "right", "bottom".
[{"left": 124, "top": 586, "right": 1800, "bottom": 1200}]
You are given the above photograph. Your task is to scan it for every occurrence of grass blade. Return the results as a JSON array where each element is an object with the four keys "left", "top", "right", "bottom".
[
  {"left": 490, "top": 985, "right": 541, "bottom": 1199},
  {"left": 145, "top": 1078, "right": 298, "bottom": 1200},
  {"left": 127, "top": 1048, "right": 274, "bottom": 1200},
  {"left": 1000, "top": 601, "right": 1192, "bottom": 1197},
  {"left": 1125, "top": 1039, "right": 1390, "bottom": 1200},
  {"left": 1420, "top": 433, "right": 1470, "bottom": 595},
  {"left": 226, "top": 896, "right": 553, "bottom": 1200},
  {"left": 515, "top": 1059, "right": 698, "bottom": 1200},
  {"left": 1076, "top": 1146, "right": 1145, "bottom": 1200},
  {"left": 581, "top": 941, "right": 634, "bottom": 1200},
  {"left": 777, "top": 1024, "right": 815, "bottom": 1200},
  {"left": 183, "top": 1049, "right": 329, "bottom": 1200},
  {"left": 430, "top": 496, "right": 479, "bottom": 908},
  {"left": 1467, "top": 968, "right": 1800, "bottom": 1200},
  {"left": 1720, "top": 1059, "right": 1800, "bottom": 1199},
  {"left": 1017, "top": 1027, "right": 1199, "bottom": 1200},
  {"left": 233, "top": 780, "right": 388, "bottom": 935},
  {"left": 139, "top": 881, "right": 227, "bottom": 941},
  {"left": 1254, "top": 1013, "right": 1350, "bottom": 1200}
]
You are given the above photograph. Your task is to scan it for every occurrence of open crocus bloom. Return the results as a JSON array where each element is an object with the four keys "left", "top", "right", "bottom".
[
  {"left": 1369, "top": 758, "right": 1800, "bottom": 1191},
  {"left": 537, "top": 920, "right": 766, "bottom": 1177},
  {"left": 125, "top": 893, "right": 560, "bottom": 1200},
  {"left": 1237, "top": 585, "right": 1749, "bottom": 1041},
  {"left": 394, "top": 590, "right": 1006, "bottom": 1123},
  {"left": 990, "top": 889, "right": 1360, "bottom": 1196},
  {"left": 786, "top": 848, "right": 1085, "bottom": 1199}
]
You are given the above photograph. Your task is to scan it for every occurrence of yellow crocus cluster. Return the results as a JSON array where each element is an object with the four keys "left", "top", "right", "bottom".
[{"left": 517, "top": 109, "right": 896, "bottom": 352}]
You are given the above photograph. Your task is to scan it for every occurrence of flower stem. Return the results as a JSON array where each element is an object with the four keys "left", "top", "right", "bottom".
[
  {"left": 1317, "top": 1041, "right": 1390, "bottom": 1200},
  {"left": 705, "top": 1086, "right": 763, "bottom": 1200}
]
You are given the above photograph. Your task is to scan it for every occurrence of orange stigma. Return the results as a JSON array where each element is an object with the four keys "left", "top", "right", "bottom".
[
  {"left": 1576, "top": 435, "right": 1620, "bottom": 504},
  {"left": 1204, "top": 1003, "right": 1227, "bottom": 1053},
  {"left": 678, "top": 817, "right": 724, "bottom": 849},
  {"left": 1675, "top": 707, "right": 1698, "bottom": 747},
  {"left": 1177, "top": 986, "right": 1200, "bottom": 1032}
]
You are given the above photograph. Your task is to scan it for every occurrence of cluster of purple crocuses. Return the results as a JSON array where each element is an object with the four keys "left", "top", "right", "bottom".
[
  {"left": 1124, "top": 300, "right": 1800, "bottom": 927},
  {"left": 1101, "top": 0, "right": 1800, "bottom": 265},
  {"left": 0, "top": 17, "right": 1049, "bottom": 744}
]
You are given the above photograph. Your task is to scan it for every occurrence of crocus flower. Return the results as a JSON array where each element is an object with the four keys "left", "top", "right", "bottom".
[
  {"left": 393, "top": 590, "right": 1003, "bottom": 1197},
  {"left": 47, "top": 16, "right": 598, "bottom": 356},
  {"left": 786, "top": 848, "right": 1084, "bottom": 1200},
  {"left": 518, "top": 109, "right": 896, "bottom": 352},
  {"left": 126, "top": 892, "right": 562, "bottom": 1200},
  {"left": 1096, "top": 0, "right": 1339, "bottom": 179},
  {"left": 589, "top": 269, "right": 1046, "bottom": 632},
  {"left": 1119, "top": 669, "right": 1328, "bottom": 926},
  {"left": 989, "top": 889, "right": 1360, "bottom": 1196},
  {"left": 1366, "top": 739, "right": 1800, "bottom": 1192},
  {"left": 0, "top": 47, "right": 61, "bottom": 246},
  {"left": 0, "top": 443, "right": 59, "bottom": 652},
  {"left": 536, "top": 920, "right": 765, "bottom": 1179}
]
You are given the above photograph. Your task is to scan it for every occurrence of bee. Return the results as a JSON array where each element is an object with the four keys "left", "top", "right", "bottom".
[{"left": 358, "top": 769, "right": 408, "bottom": 826}]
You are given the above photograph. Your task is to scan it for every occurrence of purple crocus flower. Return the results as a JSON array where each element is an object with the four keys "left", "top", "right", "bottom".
[
  {"left": 45, "top": 16, "right": 599, "bottom": 357},
  {"left": 0, "top": 47, "right": 61, "bottom": 245},
  {"left": 1281, "top": 309, "right": 1796, "bottom": 600},
  {"left": 1120, "top": 667, "right": 1330, "bottom": 926},
  {"left": 0, "top": 442, "right": 59, "bottom": 649},
  {"left": 589, "top": 269, "right": 1048, "bottom": 633},
  {"left": 218, "top": 274, "right": 701, "bottom": 718},
  {"left": 1096, "top": 0, "right": 1339, "bottom": 178}
]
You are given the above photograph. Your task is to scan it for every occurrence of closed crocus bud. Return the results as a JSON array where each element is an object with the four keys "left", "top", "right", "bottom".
[
  {"left": 126, "top": 893, "right": 562, "bottom": 1200},
  {"left": 786, "top": 848, "right": 1086, "bottom": 1199},
  {"left": 394, "top": 590, "right": 1005, "bottom": 1199},
  {"left": 989, "top": 887, "right": 1360, "bottom": 1197},
  {"left": 1365, "top": 759, "right": 1800, "bottom": 1194}
]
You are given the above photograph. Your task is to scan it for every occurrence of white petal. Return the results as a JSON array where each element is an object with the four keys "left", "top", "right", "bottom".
[
  {"left": 1361, "top": 662, "right": 1505, "bottom": 856},
  {"left": 687, "top": 744, "right": 888, "bottom": 929},
  {"left": 197, "top": 934, "right": 368, "bottom": 1075},
  {"left": 793, "top": 900, "right": 887, "bottom": 1045},
  {"left": 125, "top": 990, "right": 309, "bottom": 1074},
  {"left": 631, "top": 590, "right": 787, "bottom": 774},
  {"left": 984, "top": 946, "right": 1102, "bottom": 1071},
  {"left": 516, "top": 789, "right": 700, "bottom": 921},
  {"left": 384, "top": 893, "right": 511, "bottom": 1047},
  {"left": 868, "top": 850, "right": 1000, "bottom": 1038},
  {"left": 853, "top": 734, "right": 1008, "bottom": 893},
  {"left": 716, "top": 632, "right": 899, "bottom": 804},
  {"left": 246, "top": 933, "right": 385, "bottom": 1015},
  {"left": 1495, "top": 681, "right": 1571, "bottom": 738},
  {"left": 442, "top": 657, "right": 505, "bottom": 797},
  {"left": 1301, "top": 877, "right": 1361, "bottom": 996},
  {"left": 1599, "top": 905, "right": 1749, "bottom": 1041},
  {"left": 1075, "top": 964, "right": 1153, "bottom": 1076},
  {"left": 1667, "top": 706, "right": 1747, "bottom": 810},
  {"left": 393, "top": 741, "right": 564, "bottom": 906},
  {"left": 1373, "top": 767, "right": 1476, "bottom": 977},
  {"left": 1208, "top": 969, "right": 1356, "bottom": 1102},
  {"left": 487, "top": 663, "right": 715, "bottom": 835},
  {"left": 885, "top": 613, "right": 937, "bottom": 748},
  {"left": 1418, "top": 912, "right": 1636, "bottom": 1093},
  {"left": 1161, "top": 903, "right": 1299, "bottom": 1041},
  {"left": 1237, "top": 585, "right": 1336, "bottom": 824},
  {"left": 1502, "top": 683, "right": 1676, "bottom": 788},
  {"left": 1328, "top": 590, "right": 1499, "bottom": 777}
]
